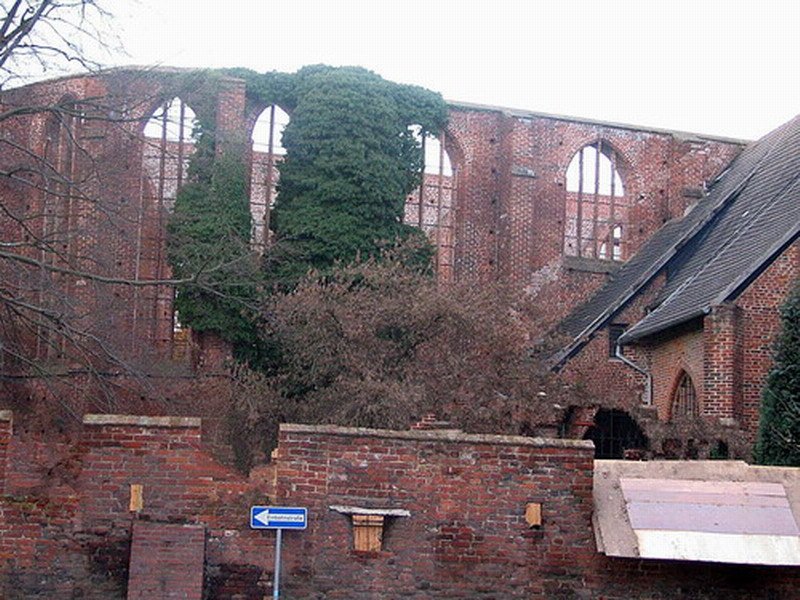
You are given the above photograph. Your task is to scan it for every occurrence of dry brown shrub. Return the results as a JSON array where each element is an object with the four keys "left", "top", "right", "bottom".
[{"left": 231, "top": 247, "right": 575, "bottom": 469}]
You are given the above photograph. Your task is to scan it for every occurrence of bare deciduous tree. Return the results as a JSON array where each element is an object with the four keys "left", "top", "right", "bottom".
[
  {"left": 0, "top": 0, "right": 115, "bottom": 89},
  {"left": 0, "top": 2, "right": 247, "bottom": 423}
]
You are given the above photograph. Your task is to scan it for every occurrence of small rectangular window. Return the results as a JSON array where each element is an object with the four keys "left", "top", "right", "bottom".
[
  {"left": 608, "top": 324, "right": 627, "bottom": 357},
  {"left": 329, "top": 505, "right": 410, "bottom": 555},
  {"left": 352, "top": 514, "right": 384, "bottom": 552}
]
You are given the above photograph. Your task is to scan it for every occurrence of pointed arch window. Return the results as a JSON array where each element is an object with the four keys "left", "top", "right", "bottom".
[
  {"left": 405, "top": 126, "right": 456, "bottom": 281},
  {"left": 250, "top": 104, "right": 290, "bottom": 248},
  {"left": 671, "top": 371, "right": 699, "bottom": 420},
  {"left": 41, "top": 102, "right": 82, "bottom": 252},
  {"left": 564, "top": 141, "right": 628, "bottom": 261},
  {"left": 139, "top": 97, "right": 199, "bottom": 354},
  {"left": 36, "top": 101, "right": 84, "bottom": 360},
  {"left": 142, "top": 97, "right": 199, "bottom": 212}
]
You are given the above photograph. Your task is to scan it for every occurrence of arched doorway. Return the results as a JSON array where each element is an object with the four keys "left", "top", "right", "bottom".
[{"left": 583, "top": 409, "right": 648, "bottom": 459}]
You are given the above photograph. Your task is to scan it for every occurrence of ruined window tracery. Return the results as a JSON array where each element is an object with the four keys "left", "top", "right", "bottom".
[
  {"left": 37, "top": 102, "right": 83, "bottom": 359},
  {"left": 143, "top": 97, "right": 199, "bottom": 212},
  {"left": 671, "top": 371, "right": 699, "bottom": 420},
  {"left": 139, "top": 97, "right": 199, "bottom": 354},
  {"left": 405, "top": 126, "right": 456, "bottom": 281},
  {"left": 564, "top": 141, "right": 628, "bottom": 261},
  {"left": 250, "top": 104, "right": 290, "bottom": 248}
]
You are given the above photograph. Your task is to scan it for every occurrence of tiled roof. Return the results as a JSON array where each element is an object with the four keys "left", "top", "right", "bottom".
[
  {"left": 554, "top": 114, "right": 800, "bottom": 364},
  {"left": 621, "top": 115, "right": 800, "bottom": 342}
]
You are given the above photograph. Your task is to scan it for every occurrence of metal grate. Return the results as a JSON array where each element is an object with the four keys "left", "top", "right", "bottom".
[
  {"left": 584, "top": 409, "right": 648, "bottom": 459},
  {"left": 671, "top": 371, "right": 699, "bottom": 419}
]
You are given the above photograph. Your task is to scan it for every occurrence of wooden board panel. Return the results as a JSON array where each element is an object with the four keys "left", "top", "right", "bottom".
[
  {"left": 621, "top": 488, "right": 790, "bottom": 508},
  {"left": 626, "top": 502, "right": 800, "bottom": 536},
  {"left": 620, "top": 478, "right": 786, "bottom": 496},
  {"left": 635, "top": 530, "right": 800, "bottom": 565}
]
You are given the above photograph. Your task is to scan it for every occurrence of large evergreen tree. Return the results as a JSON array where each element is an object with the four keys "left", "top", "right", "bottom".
[
  {"left": 267, "top": 65, "right": 447, "bottom": 286},
  {"left": 167, "top": 66, "right": 448, "bottom": 361},
  {"left": 754, "top": 281, "right": 800, "bottom": 466}
]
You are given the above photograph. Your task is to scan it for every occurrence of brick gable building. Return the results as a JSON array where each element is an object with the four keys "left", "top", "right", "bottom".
[{"left": 556, "top": 115, "right": 800, "bottom": 457}]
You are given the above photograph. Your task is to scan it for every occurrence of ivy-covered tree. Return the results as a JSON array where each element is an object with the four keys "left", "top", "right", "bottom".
[
  {"left": 267, "top": 65, "right": 447, "bottom": 285},
  {"left": 167, "top": 115, "right": 261, "bottom": 356},
  {"left": 754, "top": 281, "right": 800, "bottom": 466},
  {"left": 168, "top": 66, "right": 448, "bottom": 361}
]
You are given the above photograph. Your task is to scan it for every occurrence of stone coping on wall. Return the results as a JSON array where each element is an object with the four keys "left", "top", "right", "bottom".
[
  {"left": 82, "top": 414, "right": 201, "bottom": 428},
  {"left": 281, "top": 423, "right": 594, "bottom": 450}
]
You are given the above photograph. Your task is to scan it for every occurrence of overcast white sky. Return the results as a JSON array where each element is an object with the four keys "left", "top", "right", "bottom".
[{"left": 110, "top": 0, "right": 799, "bottom": 140}]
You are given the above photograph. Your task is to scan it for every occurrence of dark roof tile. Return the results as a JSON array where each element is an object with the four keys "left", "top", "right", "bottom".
[{"left": 555, "top": 114, "right": 800, "bottom": 363}]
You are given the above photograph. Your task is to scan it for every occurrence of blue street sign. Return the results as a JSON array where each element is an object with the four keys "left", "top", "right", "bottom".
[{"left": 250, "top": 506, "right": 308, "bottom": 530}]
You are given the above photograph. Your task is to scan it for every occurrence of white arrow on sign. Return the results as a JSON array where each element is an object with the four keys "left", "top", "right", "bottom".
[{"left": 253, "top": 508, "right": 271, "bottom": 527}]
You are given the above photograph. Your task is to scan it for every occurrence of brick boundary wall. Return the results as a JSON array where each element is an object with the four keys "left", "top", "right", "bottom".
[
  {"left": 127, "top": 521, "right": 205, "bottom": 600},
  {"left": 0, "top": 413, "right": 798, "bottom": 598},
  {"left": 272, "top": 423, "right": 597, "bottom": 598}
]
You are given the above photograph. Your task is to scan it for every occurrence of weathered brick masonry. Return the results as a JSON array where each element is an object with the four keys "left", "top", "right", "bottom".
[
  {"left": 0, "top": 413, "right": 797, "bottom": 598},
  {"left": 626, "top": 239, "right": 800, "bottom": 446},
  {"left": 1, "top": 69, "right": 794, "bottom": 459},
  {"left": 446, "top": 103, "right": 740, "bottom": 323},
  {"left": 0, "top": 69, "right": 753, "bottom": 450},
  {"left": 0, "top": 71, "right": 743, "bottom": 405}
]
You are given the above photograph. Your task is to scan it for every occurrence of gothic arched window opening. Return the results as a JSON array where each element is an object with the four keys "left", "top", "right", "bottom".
[
  {"left": 405, "top": 126, "right": 456, "bottom": 281},
  {"left": 671, "top": 371, "right": 699, "bottom": 420},
  {"left": 565, "top": 141, "right": 628, "bottom": 261},
  {"left": 143, "top": 97, "right": 199, "bottom": 212},
  {"left": 36, "top": 102, "right": 83, "bottom": 360},
  {"left": 250, "top": 104, "right": 290, "bottom": 248},
  {"left": 583, "top": 409, "right": 648, "bottom": 459},
  {"left": 139, "top": 97, "right": 199, "bottom": 354}
]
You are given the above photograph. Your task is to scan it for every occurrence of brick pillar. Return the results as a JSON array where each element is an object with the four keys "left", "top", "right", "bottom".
[
  {"left": 127, "top": 521, "right": 205, "bottom": 600},
  {"left": 0, "top": 411, "right": 11, "bottom": 494},
  {"left": 79, "top": 414, "right": 203, "bottom": 527},
  {"left": 192, "top": 329, "right": 232, "bottom": 373},
  {"left": 565, "top": 405, "right": 599, "bottom": 439},
  {"left": 214, "top": 76, "right": 248, "bottom": 156},
  {"left": 703, "top": 303, "right": 743, "bottom": 421}
]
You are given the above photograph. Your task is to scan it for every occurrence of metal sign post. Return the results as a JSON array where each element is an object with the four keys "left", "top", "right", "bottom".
[
  {"left": 273, "top": 528, "right": 282, "bottom": 600},
  {"left": 250, "top": 506, "right": 308, "bottom": 600}
]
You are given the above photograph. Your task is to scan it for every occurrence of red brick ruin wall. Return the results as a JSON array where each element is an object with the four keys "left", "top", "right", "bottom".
[
  {"left": 560, "top": 235, "right": 800, "bottom": 455},
  {"left": 0, "top": 70, "right": 746, "bottom": 438},
  {"left": 0, "top": 412, "right": 797, "bottom": 599},
  {"left": 446, "top": 106, "right": 741, "bottom": 328},
  {"left": 556, "top": 274, "right": 674, "bottom": 441},
  {"left": 0, "top": 72, "right": 744, "bottom": 359}
]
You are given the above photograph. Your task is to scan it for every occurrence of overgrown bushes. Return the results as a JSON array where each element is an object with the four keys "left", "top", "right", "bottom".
[{"left": 755, "top": 281, "right": 800, "bottom": 466}]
